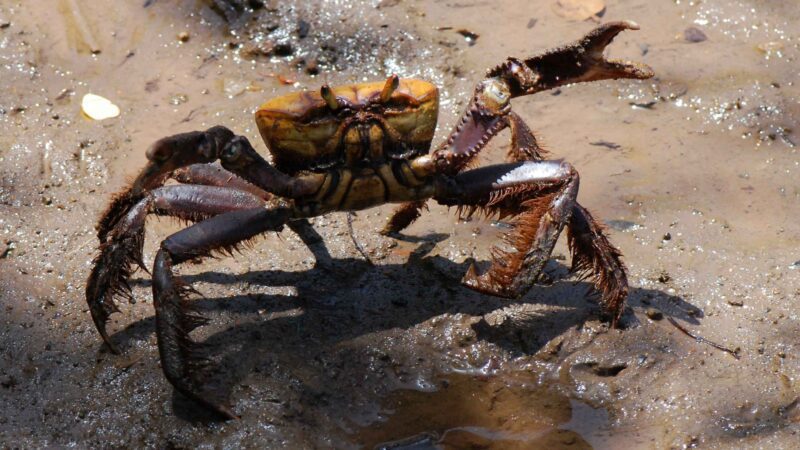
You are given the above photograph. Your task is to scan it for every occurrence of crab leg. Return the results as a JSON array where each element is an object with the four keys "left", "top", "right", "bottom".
[
  {"left": 152, "top": 203, "right": 292, "bottom": 419},
  {"left": 501, "top": 113, "right": 628, "bottom": 325},
  {"left": 87, "top": 185, "right": 268, "bottom": 353},
  {"left": 435, "top": 160, "right": 579, "bottom": 298},
  {"left": 566, "top": 204, "right": 628, "bottom": 325},
  {"left": 173, "top": 163, "right": 333, "bottom": 265},
  {"left": 97, "top": 127, "right": 320, "bottom": 242},
  {"left": 173, "top": 163, "right": 272, "bottom": 199}
]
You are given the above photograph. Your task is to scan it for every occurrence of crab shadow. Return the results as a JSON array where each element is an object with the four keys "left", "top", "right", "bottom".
[{"left": 118, "top": 234, "right": 701, "bottom": 423}]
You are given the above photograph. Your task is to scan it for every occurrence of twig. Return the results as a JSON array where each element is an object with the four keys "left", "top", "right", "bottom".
[
  {"left": 667, "top": 317, "right": 740, "bottom": 359},
  {"left": 347, "top": 213, "right": 373, "bottom": 265}
]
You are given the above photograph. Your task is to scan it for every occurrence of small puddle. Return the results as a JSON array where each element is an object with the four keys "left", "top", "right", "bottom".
[{"left": 353, "top": 371, "right": 611, "bottom": 449}]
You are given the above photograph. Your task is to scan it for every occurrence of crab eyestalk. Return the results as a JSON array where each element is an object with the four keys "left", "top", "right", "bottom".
[
  {"left": 320, "top": 85, "right": 340, "bottom": 111},
  {"left": 379, "top": 74, "right": 400, "bottom": 103}
]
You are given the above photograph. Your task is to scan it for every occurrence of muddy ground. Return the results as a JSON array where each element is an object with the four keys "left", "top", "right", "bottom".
[{"left": 1, "top": 0, "right": 799, "bottom": 448}]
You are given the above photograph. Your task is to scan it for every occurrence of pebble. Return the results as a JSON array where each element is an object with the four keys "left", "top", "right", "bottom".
[
  {"left": 727, "top": 299, "right": 744, "bottom": 307},
  {"left": 297, "top": 19, "right": 310, "bottom": 38},
  {"left": 606, "top": 220, "right": 640, "bottom": 232},
  {"left": 0, "top": 375, "right": 15, "bottom": 388},
  {"left": 304, "top": 58, "right": 319, "bottom": 75},
  {"left": 645, "top": 308, "right": 663, "bottom": 321},
  {"left": 273, "top": 42, "right": 294, "bottom": 57},
  {"left": 684, "top": 27, "right": 707, "bottom": 43}
]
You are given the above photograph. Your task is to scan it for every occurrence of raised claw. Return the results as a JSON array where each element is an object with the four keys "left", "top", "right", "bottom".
[
  {"left": 573, "top": 20, "right": 655, "bottom": 82},
  {"left": 488, "top": 20, "right": 654, "bottom": 97}
]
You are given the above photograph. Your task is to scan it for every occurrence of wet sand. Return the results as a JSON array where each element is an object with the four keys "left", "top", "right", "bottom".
[{"left": 1, "top": 0, "right": 798, "bottom": 448}]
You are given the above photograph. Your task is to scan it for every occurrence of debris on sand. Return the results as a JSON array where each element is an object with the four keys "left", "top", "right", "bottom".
[
  {"left": 80, "top": 93, "right": 120, "bottom": 120},
  {"left": 552, "top": 0, "right": 606, "bottom": 21}
]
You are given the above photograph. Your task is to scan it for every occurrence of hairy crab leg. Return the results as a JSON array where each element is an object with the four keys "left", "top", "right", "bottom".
[
  {"left": 566, "top": 204, "right": 628, "bottom": 325},
  {"left": 502, "top": 112, "right": 628, "bottom": 325},
  {"left": 435, "top": 160, "right": 579, "bottom": 298},
  {"left": 97, "top": 127, "right": 320, "bottom": 243},
  {"left": 173, "top": 163, "right": 332, "bottom": 265},
  {"left": 380, "top": 200, "right": 427, "bottom": 235},
  {"left": 87, "top": 185, "right": 268, "bottom": 353},
  {"left": 152, "top": 204, "right": 292, "bottom": 420}
]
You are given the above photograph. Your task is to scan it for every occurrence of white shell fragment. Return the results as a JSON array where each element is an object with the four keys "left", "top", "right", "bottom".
[{"left": 81, "top": 93, "right": 120, "bottom": 120}]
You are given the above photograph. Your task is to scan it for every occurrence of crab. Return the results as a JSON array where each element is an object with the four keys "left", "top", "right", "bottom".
[{"left": 86, "top": 22, "right": 653, "bottom": 419}]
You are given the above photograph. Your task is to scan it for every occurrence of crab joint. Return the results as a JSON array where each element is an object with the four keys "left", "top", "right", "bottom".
[
  {"left": 410, "top": 154, "right": 436, "bottom": 177},
  {"left": 380, "top": 74, "right": 400, "bottom": 103},
  {"left": 320, "top": 85, "right": 340, "bottom": 111},
  {"left": 475, "top": 78, "right": 511, "bottom": 114}
]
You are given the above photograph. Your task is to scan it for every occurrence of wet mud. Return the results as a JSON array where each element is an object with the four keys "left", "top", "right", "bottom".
[{"left": 1, "top": 0, "right": 799, "bottom": 448}]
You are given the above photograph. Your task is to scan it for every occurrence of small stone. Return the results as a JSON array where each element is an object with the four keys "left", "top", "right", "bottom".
[
  {"left": 684, "top": 27, "right": 707, "bottom": 43},
  {"left": 606, "top": 220, "right": 640, "bottom": 231},
  {"left": 645, "top": 308, "right": 663, "bottom": 321},
  {"left": 177, "top": 31, "right": 190, "bottom": 43},
  {"left": 0, "top": 375, "right": 15, "bottom": 388},
  {"left": 273, "top": 42, "right": 294, "bottom": 57},
  {"left": 757, "top": 41, "right": 784, "bottom": 55},
  {"left": 657, "top": 271, "right": 671, "bottom": 283},
  {"left": 727, "top": 299, "right": 744, "bottom": 307},
  {"left": 304, "top": 58, "right": 319, "bottom": 75},
  {"left": 169, "top": 93, "right": 188, "bottom": 105},
  {"left": 297, "top": 19, "right": 310, "bottom": 39},
  {"left": 0, "top": 241, "right": 14, "bottom": 259},
  {"left": 662, "top": 232, "right": 672, "bottom": 241}
]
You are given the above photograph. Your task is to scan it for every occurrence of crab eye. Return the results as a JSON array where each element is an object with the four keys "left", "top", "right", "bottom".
[
  {"left": 380, "top": 74, "right": 400, "bottom": 103},
  {"left": 320, "top": 85, "right": 341, "bottom": 111}
]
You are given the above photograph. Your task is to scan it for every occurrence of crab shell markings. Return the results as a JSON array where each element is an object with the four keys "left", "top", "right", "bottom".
[{"left": 255, "top": 79, "right": 440, "bottom": 214}]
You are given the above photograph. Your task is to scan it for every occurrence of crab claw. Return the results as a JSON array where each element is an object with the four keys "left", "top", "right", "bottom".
[
  {"left": 488, "top": 20, "right": 654, "bottom": 97},
  {"left": 571, "top": 20, "right": 654, "bottom": 81}
]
